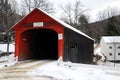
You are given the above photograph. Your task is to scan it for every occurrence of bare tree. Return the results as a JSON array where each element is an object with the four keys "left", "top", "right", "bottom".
[
  {"left": 73, "top": 1, "right": 87, "bottom": 24},
  {"left": 97, "top": 7, "right": 120, "bottom": 21},
  {"left": 60, "top": 0, "right": 87, "bottom": 25},
  {"left": 60, "top": 2, "right": 73, "bottom": 25},
  {"left": 22, "top": 0, "right": 54, "bottom": 14}
]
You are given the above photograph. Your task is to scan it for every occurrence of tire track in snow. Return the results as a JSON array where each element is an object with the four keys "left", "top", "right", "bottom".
[{"left": 0, "top": 60, "right": 53, "bottom": 80}]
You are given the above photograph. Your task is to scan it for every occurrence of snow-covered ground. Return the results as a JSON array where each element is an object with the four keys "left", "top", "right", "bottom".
[
  {"left": 0, "top": 53, "right": 120, "bottom": 80},
  {"left": 28, "top": 44, "right": 120, "bottom": 80},
  {"left": 0, "top": 43, "right": 120, "bottom": 80},
  {"left": 0, "top": 53, "right": 17, "bottom": 68},
  {"left": 28, "top": 61, "right": 120, "bottom": 80},
  {"left": 0, "top": 43, "right": 16, "bottom": 68}
]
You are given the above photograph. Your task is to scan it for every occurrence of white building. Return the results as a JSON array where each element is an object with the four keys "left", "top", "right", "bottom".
[{"left": 100, "top": 36, "right": 120, "bottom": 61}]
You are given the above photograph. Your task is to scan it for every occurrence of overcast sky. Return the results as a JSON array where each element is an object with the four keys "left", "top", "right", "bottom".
[
  {"left": 48, "top": 0, "right": 120, "bottom": 22},
  {"left": 17, "top": 0, "right": 120, "bottom": 22}
]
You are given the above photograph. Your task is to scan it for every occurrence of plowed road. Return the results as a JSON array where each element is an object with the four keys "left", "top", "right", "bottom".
[{"left": 0, "top": 60, "right": 53, "bottom": 80}]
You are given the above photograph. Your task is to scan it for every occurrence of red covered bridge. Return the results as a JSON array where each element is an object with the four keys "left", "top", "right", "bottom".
[{"left": 12, "top": 8, "right": 94, "bottom": 63}]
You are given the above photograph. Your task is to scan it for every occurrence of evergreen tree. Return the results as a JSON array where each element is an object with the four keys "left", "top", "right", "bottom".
[
  {"left": 106, "top": 16, "right": 120, "bottom": 36},
  {"left": 0, "top": 0, "right": 23, "bottom": 56},
  {"left": 78, "top": 15, "right": 92, "bottom": 36},
  {"left": 0, "top": 0, "right": 22, "bottom": 42},
  {"left": 0, "top": 0, "right": 14, "bottom": 32}
]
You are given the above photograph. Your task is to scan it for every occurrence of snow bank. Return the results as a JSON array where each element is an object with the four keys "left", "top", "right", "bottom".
[
  {"left": 0, "top": 43, "right": 16, "bottom": 68},
  {"left": 28, "top": 61, "right": 120, "bottom": 80},
  {"left": 94, "top": 46, "right": 106, "bottom": 62},
  {"left": 0, "top": 53, "right": 17, "bottom": 68},
  {"left": 29, "top": 62, "right": 74, "bottom": 79}
]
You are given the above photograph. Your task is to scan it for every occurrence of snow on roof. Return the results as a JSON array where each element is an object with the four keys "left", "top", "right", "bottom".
[
  {"left": 38, "top": 8, "right": 93, "bottom": 40},
  {"left": 101, "top": 36, "right": 120, "bottom": 43},
  {"left": 12, "top": 8, "right": 93, "bottom": 40}
]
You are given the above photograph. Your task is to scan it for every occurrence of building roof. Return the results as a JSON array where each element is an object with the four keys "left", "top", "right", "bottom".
[
  {"left": 101, "top": 36, "right": 120, "bottom": 43},
  {"left": 12, "top": 8, "right": 93, "bottom": 40}
]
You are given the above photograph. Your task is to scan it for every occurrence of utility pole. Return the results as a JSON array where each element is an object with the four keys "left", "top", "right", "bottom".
[
  {"left": 113, "top": 43, "right": 116, "bottom": 67},
  {"left": 113, "top": 38, "right": 116, "bottom": 67}
]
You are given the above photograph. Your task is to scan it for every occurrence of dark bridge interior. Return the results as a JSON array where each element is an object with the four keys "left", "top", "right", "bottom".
[{"left": 20, "top": 29, "right": 58, "bottom": 60}]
